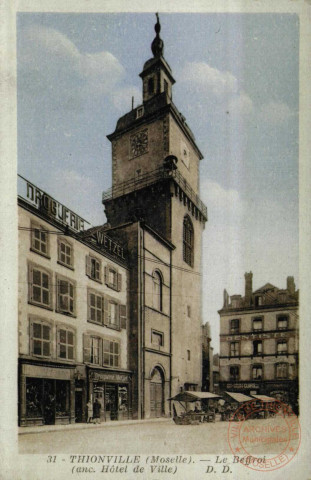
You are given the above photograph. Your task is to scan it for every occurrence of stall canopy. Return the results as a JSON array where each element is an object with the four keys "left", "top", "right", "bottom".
[
  {"left": 168, "top": 391, "right": 222, "bottom": 402},
  {"left": 224, "top": 392, "right": 254, "bottom": 403},
  {"left": 251, "top": 394, "right": 278, "bottom": 403}
]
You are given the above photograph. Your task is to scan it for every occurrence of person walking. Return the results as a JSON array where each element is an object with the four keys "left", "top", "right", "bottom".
[
  {"left": 93, "top": 398, "right": 101, "bottom": 424},
  {"left": 86, "top": 400, "right": 93, "bottom": 423}
]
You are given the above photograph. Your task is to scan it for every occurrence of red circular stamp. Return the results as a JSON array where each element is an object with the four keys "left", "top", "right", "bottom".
[{"left": 227, "top": 400, "right": 300, "bottom": 471}]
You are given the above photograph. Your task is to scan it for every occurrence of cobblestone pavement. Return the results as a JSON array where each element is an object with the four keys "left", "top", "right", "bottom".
[{"left": 19, "top": 416, "right": 292, "bottom": 455}]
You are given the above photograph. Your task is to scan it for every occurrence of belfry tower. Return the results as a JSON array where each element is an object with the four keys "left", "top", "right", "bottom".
[{"left": 103, "top": 14, "right": 207, "bottom": 418}]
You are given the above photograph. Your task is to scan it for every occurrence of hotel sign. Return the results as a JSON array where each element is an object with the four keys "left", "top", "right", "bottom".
[
  {"left": 220, "top": 331, "right": 296, "bottom": 342},
  {"left": 19, "top": 176, "right": 89, "bottom": 232},
  {"left": 92, "top": 230, "right": 125, "bottom": 260}
]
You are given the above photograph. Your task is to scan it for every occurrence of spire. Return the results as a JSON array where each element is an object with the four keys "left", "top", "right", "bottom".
[{"left": 151, "top": 13, "right": 164, "bottom": 57}]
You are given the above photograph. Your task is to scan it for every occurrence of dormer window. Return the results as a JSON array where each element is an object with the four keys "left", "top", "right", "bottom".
[{"left": 136, "top": 106, "right": 144, "bottom": 119}]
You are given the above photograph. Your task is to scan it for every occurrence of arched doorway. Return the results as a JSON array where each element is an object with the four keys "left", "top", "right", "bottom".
[{"left": 150, "top": 367, "right": 165, "bottom": 418}]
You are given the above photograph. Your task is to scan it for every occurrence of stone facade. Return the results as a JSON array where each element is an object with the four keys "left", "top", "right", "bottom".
[
  {"left": 102, "top": 17, "right": 207, "bottom": 417},
  {"left": 218, "top": 272, "right": 299, "bottom": 409},
  {"left": 18, "top": 190, "right": 131, "bottom": 426}
]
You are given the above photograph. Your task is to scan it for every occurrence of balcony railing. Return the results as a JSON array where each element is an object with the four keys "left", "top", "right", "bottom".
[{"left": 102, "top": 166, "right": 207, "bottom": 219}]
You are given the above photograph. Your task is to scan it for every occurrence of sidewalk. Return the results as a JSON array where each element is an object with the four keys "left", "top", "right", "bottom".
[{"left": 18, "top": 417, "right": 172, "bottom": 435}]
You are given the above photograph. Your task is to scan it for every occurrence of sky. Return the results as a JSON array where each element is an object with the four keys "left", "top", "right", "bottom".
[{"left": 17, "top": 13, "right": 299, "bottom": 351}]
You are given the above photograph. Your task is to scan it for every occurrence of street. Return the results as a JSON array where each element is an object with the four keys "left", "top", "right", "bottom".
[{"left": 19, "top": 416, "right": 296, "bottom": 455}]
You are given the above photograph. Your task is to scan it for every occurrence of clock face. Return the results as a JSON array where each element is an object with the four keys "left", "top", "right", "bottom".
[{"left": 130, "top": 129, "right": 148, "bottom": 159}]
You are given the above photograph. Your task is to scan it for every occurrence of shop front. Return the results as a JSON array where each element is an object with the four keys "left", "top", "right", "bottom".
[
  {"left": 88, "top": 368, "right": 132, "bottom": 422},
  {"left": 219, "top": 380, "right": 298, "bottom": 409},
  {"left": 19, "top": 360, "right": 75, "bottom": 426}
]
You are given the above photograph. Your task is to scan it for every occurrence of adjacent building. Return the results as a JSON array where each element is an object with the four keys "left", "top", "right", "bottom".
[
  {"left": 18, "top": 177, "right": 131, "bottom": 426},
  {"left": 218, "top": 272, "right": 299, "bottom": 406}
]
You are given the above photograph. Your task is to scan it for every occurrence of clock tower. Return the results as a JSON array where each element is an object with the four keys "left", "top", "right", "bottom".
[{"left": 102, "top": 14, "right": 208, "bottom": 418}]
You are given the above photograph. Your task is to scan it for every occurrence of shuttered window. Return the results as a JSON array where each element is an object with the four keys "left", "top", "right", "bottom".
[
  {"left": 103, "top": 339, "right": 120, "bottom": 367},
  {"left": 31, "top": 222, "right": 49, "bottom": 257},
  {"left": 86, "top": 255, "right": 102, "bottom": 283},
  {"left": 58, "top": 327, "right": 75, "bottom": 360},
  {"left": 83, "top": 334, "right": 102, "bottom": 365},
  {"left": 58, "top": 239, "right": 73, "bottom": 268},
  {"left": 56, "top": 275, "right": 76, "bottom": 316},
  {"left": 104, "top": 265, "right": 122, "bottom": 292},
  {"left": 28, "top": 264, "right": 52, "bottom": 309},
  {"left": 88, "top": 291, "right": 103, "bottom": 325},
  {"left": 31, "top": 319, "right": 51, "bottom": 357}
]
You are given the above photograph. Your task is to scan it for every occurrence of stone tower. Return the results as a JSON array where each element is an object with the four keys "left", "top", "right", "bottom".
[{"left": 103, "top": 14, "right": 207, "bottom": 417}]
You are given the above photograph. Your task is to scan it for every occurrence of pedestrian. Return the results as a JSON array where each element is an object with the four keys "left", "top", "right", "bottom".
[
  {"left": 93, "top": 398, "right": 101, "bottom": 424},
  {"left": 86, "top": 400, "right": 93, "bottom": 423}
]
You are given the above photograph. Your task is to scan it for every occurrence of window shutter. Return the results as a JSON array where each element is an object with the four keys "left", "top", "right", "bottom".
[
  {"left": 86, "top": 255, "right": 91, "bottom": 277},
  {"left": 103, "top": 297, "right": 109, "bottom": 326},
  {"left": 117, "top": 273, "right": 122, "bottom": 292},
  {"left": 99, "top": 338, "right": 103, "bottom": 366},
  {"left": 28, "top": 264, "right": 33, "bottom": 302},
  {"left": 104, "top": 266, "right": 108, "bottom": 285},
  {"left": 57, "top": 327, "right": 60, "bottom": 357},
  {"left": 87, "top": 291, "right": 91, "bottom": 321},
  {"left": 83, "top": 334, "right": 91, "bottom": 363},
  {"left": 120, "top": 305, "right": 127, "bottom": 329},
  {"left": 115, "top": 303, "right": 120, "bottom": 329}
]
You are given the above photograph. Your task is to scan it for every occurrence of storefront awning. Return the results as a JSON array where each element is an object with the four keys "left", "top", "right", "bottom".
[
  {"left": 224, "top": 391, "right": 254, "bottom": 403},
  {"left": 168, "top": 391, "right": 222, "bottom": 402},
  {"left": 251, "top": 394, "right": 278, "bottom": 403}
]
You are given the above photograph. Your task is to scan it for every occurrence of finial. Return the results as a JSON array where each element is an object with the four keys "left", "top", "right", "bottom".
[{"left": 151, "top": 12, "right": 164, "bottom": 57}]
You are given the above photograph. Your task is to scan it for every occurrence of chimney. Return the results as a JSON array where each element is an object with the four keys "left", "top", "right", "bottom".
[
  {"left": 223, "top": 289, "right": 229, "bottom": 308},
  {"left": 287, "top": 276, "right": 295, "bottom": 295},
  {"left": 245, "top": 271, "right": 253, "bottom": 305}
]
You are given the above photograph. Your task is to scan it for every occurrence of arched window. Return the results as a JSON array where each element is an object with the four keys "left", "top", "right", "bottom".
[
  {"left": 152, "top": 270, "right": 163, "bottom": 311},
  {"left": 183, "top": 215, "right": 194, "bottom": 267}
]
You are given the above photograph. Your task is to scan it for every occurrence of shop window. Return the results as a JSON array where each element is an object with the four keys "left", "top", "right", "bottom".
[
  {"left": 230, "top": 319, "right": 240, "bottom": 334},
  {"left": 28, "top": 264, "right": 52, "bottom": 309},
  {"left": 252, "top": 365, "right": 263, "bottom": 380},
  {"left": 88, "top": 290, "right": 103, "bottom": 325},
  {"left": 229, "top": 366, "right": 240, "bottom": 381},
  {"left": 56, "top": 275, "right": 76, "bottom": 316},
  {"left": 31, "top": 222, "right": 49, "bottom": 257},
  {"left": 108, "top": 301, "right": 120, "bottom": 329},
  {"left": 26, "top": 377, "right": 43, "bottom": 418},
  {"left": 83, "top": 335, "right": 102, "bottom": 365},
  {"left": 183, "top": 215, "right": 194, "bottom": 267},
  {"left": 277, "top": 341, "right": 288, "bottom": 354},
  {"left": 86, "top": 254, "right": 102, "bottom": 283},
  {"left": 105, "top": 265, "right": 122, "bottom": 291},
  {"left": 30, "top": 319, "right": 51, "bottom": 357},
  {"left": 277, "top": 315, "right": 288, "bottom": 330},
  {"left": 57, "top": 327, "right": 75, "bottom": 360},
  {"left": 253, "top": 317, "right": 263, "bottom": 331},
  {"left": 103, "top": 339, "right": 120, "bottom": 368},
  {"left": 230, "top": 341, "right": 239, "bottom": 357},
  {"left": 151, "top": 330, "right": 164, "bottom": 347},
  {"left": 276, "top": 363, "right": 289, "bottom": 379},
  {"left": 58, "top": 238, "right": 73, "bottom": 269},
  {"left": 253, "top": 340, "right": 263, "bottom": 355},
  {"left": 152, "top": 270, "right": 163, "bottom": 311}
]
